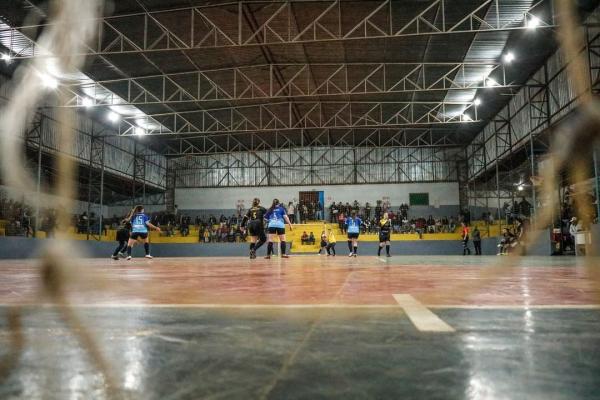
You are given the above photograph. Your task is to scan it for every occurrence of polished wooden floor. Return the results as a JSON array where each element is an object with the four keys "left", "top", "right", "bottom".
[{"left": 0, "top": 255, "right": 598, "bottom": 308}]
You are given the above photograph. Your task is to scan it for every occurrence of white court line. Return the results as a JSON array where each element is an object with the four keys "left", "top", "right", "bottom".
[{"left": 393, "top": 294, "right": 455, "bottom": 333}]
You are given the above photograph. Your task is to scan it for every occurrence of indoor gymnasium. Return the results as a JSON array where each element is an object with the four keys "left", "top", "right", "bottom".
[{"left": 1, "top": 0, "right": 600, "bottom": 399}]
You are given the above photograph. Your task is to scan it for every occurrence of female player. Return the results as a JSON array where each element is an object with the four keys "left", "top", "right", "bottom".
[
  {"left": 378, "top": 212, "right": 392, "bottom": 257},
  {"left": 318, "top": 230, "right": 328, "bottom": 255},
  {"left": 345, "top": 211, "right": 362, "bottom": 257},
  {"left": 111, "top": 219, "right": 131, "bottom": 260},
  {"left": 264, "top": 199, "right": 293, "bottom": 259},
  {"left": 125, "top": 205, "right": 161, "bottom": 260},
  {"left": 326, "top": 227, "right": 337, "bottom": 256},
  {"left": 241, "top": 198, "right": 267, "bottom": 259}
]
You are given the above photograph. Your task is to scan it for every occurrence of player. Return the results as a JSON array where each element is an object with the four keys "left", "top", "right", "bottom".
[
  {"left": 326, "top": 227, "right": 337, "bottom": 256},
  {"left": 264, "top": 199, "right": 293, "bottom": 259},
  {"left": 378, "top": 212, "right": 392, "bottom": 257},
  {"left": 111, "top": 219, "right": 131, "bottom": 260},
  {"left": 241, "top": 198, "right": 268, "bottom": 259},
  {"left": 318, "top": 230, "right": 328, "bottom": 255},
  {"left": 345, "top": 211, "right": 362, "bottom": 257},
  {"left": 125, "top": 205, "right": 161, "bottom": 260}
]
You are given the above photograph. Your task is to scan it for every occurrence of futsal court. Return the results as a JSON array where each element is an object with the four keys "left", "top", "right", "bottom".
[
  {"left": 3, "top": 0, "right": 600, "bottom": 398},
  {"left": 1, "top": 255, "right": 599, "bottom": 399}
]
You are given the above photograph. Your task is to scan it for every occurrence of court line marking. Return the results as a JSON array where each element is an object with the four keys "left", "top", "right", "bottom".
[
  {"left": 393, "top": 294, "right": 455, "bottom": 333},
  {"left": 1, "top": 303, "right": 599, "bottom": 310}
]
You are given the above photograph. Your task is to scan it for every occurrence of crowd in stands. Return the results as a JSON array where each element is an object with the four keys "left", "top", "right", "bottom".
[
  {"left": 0, "top": 191, "right": 58, "bottom": 237},
  {"left": 329, "top": 200, "right": 466, "bottom": 237}
]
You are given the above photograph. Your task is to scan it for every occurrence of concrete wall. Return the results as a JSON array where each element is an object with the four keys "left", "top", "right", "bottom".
[
  {"left": 176, "top": 182, "right": 459, "bottom": 216},
  {"left": 0, "top": 236, "right": 537, "bottom": 259}
]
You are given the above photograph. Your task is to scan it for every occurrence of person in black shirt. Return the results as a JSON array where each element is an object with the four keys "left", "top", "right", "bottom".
[
  {"left": 111, "top": 220, "right": 131, "bottom": 260},
  {"left": 375, "top": 200, "right": 383, "bottom": 221},
  {"left": 241, "top": 198, "right": 268, "bottom": 259},
  {"left": 378, "top": 212, "right": 392, "bottom": 257}
]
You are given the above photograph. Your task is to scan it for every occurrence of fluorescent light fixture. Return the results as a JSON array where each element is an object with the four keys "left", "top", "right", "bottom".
[
  {"left": 462, "top": 113, "right": 472, "bottom": 121},
  {"left": 81, "top": 97, "right": 93, "bottom": 108},
  {"left": 134, "top": 127, "right": 146, "bottom": 136},
  {"left": 107, "top": 111, "right": 120, "bottom": 123},
  {"left": 527, "top": 16, "right": 540, "bottom": 30},
  {"left": 503, "top": 52, "right": 515, "bottom": 63},
  {"left": 474, "top": 98, "right": 482, "bottom": 106},
  {"left": 518, "top": 184, "right": 525, "bottom": 191},
  {"left": 1, "top": 53, "right": 11, "bottom": 63}
]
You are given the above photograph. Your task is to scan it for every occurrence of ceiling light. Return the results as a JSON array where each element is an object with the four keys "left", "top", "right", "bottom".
[
  {"left": 107, "top": 111, "right": 120, "bottom": 123},
  {"left": 41, "top": 74, "right": 58, "bottom": 89},
  {"left": 1, "top": 53, "right": 11, "bottom": 63},
  {"left": 503, "top": 52, "right": 515, "bottom": 63},
  {"left": 474, "top": 98, "right": 481, "bottom": 106},
  {"left": 518, "top": 184, "right": 525, "bottom": 191},
  {"left": 527, "top": 16, "right": 540, "bottom": 30},
  {"left": 81, "top": 97, "right": 93, "bottom": 108},
  {"left": 462, "top": 114, "right": 472, "bottom": 121},
  {"left": 134, "top": 127, "right": 146, "bottom": 136}
]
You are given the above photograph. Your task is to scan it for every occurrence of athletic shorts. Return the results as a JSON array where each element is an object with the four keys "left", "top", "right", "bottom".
[
  {"left": 347, "top": 232, "right": 359, "bottom": 239},
  {"left": 268, "top": 227, "right": 285, "bottom": 235},
  {"left": 320, "top": 240, "right": 327, "bottom": 247},
  {"left": 248, "top": 221, "right": 264, "bottom": 237},
  {"left": 379, "top": 232, "right": 390, "bottom": 242},
  {"left": 130, "top": 232, "right": 148, "bottom": 240}
]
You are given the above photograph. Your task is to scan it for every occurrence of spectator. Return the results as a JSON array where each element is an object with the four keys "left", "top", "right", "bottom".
[
  {"left": 519, "top": 197, "right": 532, "bottom": 217},
  {"left": 472, "top": 226, "right": 482, "bottom": 255},
  {"left": 498, "top": 228, "right": 515, "bottom": 255},
  {"left": 308, "top": 232, "right": 316, "bottom": 245},
  {"left": 301, "top": 231, "right": 309, "bottom": 245},
  {"left": 288, "top": 202, "right": 296, "bottom": 224}
]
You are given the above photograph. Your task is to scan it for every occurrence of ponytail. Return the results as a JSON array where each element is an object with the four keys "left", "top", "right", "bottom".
[
  {"left": 125, "top": 205, "right": 144, "bottom": 221},
  {"left": 269, "top": 198, "right": 280, "bottom": 212}
]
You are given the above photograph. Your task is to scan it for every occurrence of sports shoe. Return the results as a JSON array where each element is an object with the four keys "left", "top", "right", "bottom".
[
  {"left": 353, "top": 253, "right": 357, "bottom": 257},
  {"left": 111, "top": 256, "right": 119, "bottom": 260},
  {"left": 126, "top": 256, "right": 132, "bottom": 260},
  {"left": 249, "top": 250, "right": 256, "bottom": 259},
  {"left": 264, "top": 255, "right": 271, "bottom": 259},
  {"left": 386, "top": 254, "right": 391, "bottom": 258},
  {"left": 118, "top": 252, "right": 126, "bottom": 258},
  {"left": 348, "top": 252, "right": 354, "bottom": 257},
  {"left": 145, "top": 255, "right": 153, "bottom": 259},
  {"left": 281, "top": 255, "right": 290, "bottom": 259}
]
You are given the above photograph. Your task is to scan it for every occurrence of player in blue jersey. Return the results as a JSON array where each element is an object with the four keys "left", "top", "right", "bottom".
[
  {"left": 125, "top": 205, "right": 161, "bottom": 260},
  {"left": 264, "top": 199, "right": 293, "bottom": 259},
  {"left": 345, "top": 211, "right": 363, "bottom": 257}
]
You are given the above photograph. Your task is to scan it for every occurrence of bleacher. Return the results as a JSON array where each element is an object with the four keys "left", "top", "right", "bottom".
[{"left": 0, "top": 218, "right": 505, "bottom": 253}]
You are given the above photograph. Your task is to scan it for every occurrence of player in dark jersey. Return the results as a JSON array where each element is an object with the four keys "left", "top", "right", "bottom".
[
  {"left": 241, "top": 198, "right": 268, "bottom": 259},
  {"left": 111, "top": 219, "right": 131, "bottom": 260},
  {"left": 264, "top": 199, "right": 293, "bottom": 259},
  {"left": 378, "top": 212, "right": 392, "bottom": 257}
]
